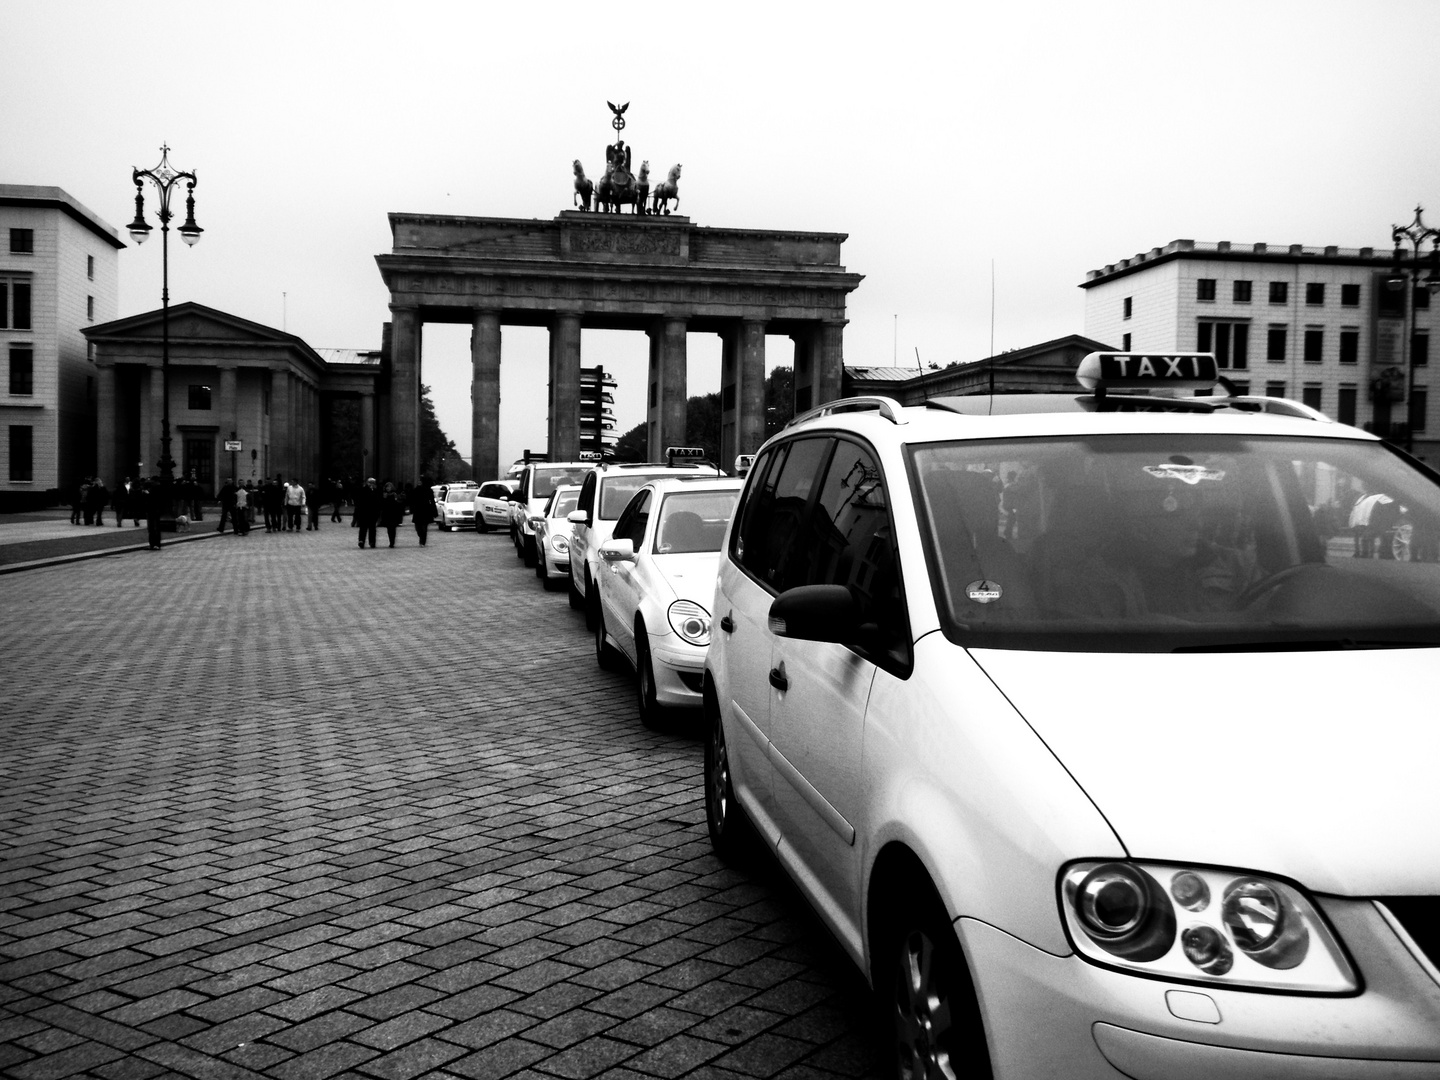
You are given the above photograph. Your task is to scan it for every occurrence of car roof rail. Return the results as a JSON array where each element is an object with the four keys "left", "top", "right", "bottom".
[{"left": 785, "top": 395, "right": 908, "bottom": 429}]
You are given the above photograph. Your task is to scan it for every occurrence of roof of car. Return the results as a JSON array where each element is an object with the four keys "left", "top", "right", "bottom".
[{"left": 640, "top": 476, "right": 746, "bottom": 493}]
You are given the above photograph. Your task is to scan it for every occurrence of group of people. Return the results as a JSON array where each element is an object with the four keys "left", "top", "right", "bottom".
[
  {"left": 348, "top": 477, "right": 440, "bottom": 548},
  {"left": 216, "top": 475, "right": 328, "bottom": 535}
]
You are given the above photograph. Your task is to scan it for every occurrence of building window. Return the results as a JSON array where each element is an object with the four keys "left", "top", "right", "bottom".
[
  {"left": 1302, "top": 385, "right": 1323, "bottom": 412},
  {"left": 87, "top": 295, "right": 95, "bottom": 321},
  {"left": 1233, "top": 280, "right": 1252, "bottom": 303},
  {"left": 1338, "top": 385, "right": 1358, "bottom": 426},
  {"left": 1123, "top": 296, "right": 1132, "bottom": 320},
  {"left": 1266, "top": 381, "right": 1287, "bottom": 398},
  {"left": 1411, "top": 389, "right": 1428, "bottom": 433},
  {"left": 1269, "top": 281, "right": 1288, "bottom": 305},
  {"left": 1305, "top": 283, "right": 1325, "bottom": 306},
  {"left": 1121, "top": 333, "right": 1131, "bottom": 351},
  {"left": 1266, "top": 325, "right": 1287, "bottom": 362},
  {"left": 1341, "top": 283, "right": 1360, "bottom": 307},
  {"left": 1304, "top": 328, "right": 1324, "bottom": 364},
  {"left": 1229, "top": 381, "right": 1251, "bottom": 395},
  {"left": 1416, "top": 286, "right": 1432, "bottom": 311},
  {"left": 9, "top": 347, "right": 33, "bottom": 396},
  {"left": 0, "top": 277, "right": 31, "bottom": 329},
  {"left": 1414, "top": 332, "right": 1430, "bottom": 367},
  {"left": 1340, "top": 328, "right": 1359, "bottom": 365},
  {"left": 1197, "top": 321, "right": 1249, "bottom": 369},
  {"left": 188, "top": 384, "right": 212, "bottom": 410},
  {"left": 9, "top": 229, "right": 33, "bottom": 254},
  {"left": 1197, "top": 279, "right": 1217, "bottom": 302},
  {"left": 87, "top": 255, "right": 94, "bottom": 280},
  {"left": 9, "top": 426, "right": 33, "bottom": 481}
]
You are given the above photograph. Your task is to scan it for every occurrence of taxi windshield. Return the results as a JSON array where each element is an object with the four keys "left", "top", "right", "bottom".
[
  {"left": 910, "top": 434, "right": 1440, "bottom": 652},
  {"left": 445, "top": 489, "right": 474, "bottom": 503},
  {"left": 654, "top": 490, "right": 739, "bottom": 554},
  {"left": 534, "top": 467, "right": 589, "bottom": 499}
]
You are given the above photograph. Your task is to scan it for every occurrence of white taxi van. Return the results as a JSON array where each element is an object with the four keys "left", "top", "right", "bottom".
[{"left": 702, "top": 354, "right": 1440, "bottom": 1079}]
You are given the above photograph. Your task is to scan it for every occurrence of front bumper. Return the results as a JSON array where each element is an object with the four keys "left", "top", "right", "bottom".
[
  {"left": 650, "top": 637, "right": 707, "bottom": 707},
  {"left": 960, "top": 899, "right": 1440, "bottom": 1079}
]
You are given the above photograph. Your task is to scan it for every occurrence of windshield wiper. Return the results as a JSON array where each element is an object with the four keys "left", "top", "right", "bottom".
[{"left": 1173, "top": 637, "right": 1440, "bottom": 653}]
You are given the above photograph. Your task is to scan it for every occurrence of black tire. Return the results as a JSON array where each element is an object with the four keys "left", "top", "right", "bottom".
[
  {"left": 704, "top": 695, "right": 750, "bottom": 859},
  {"left": 880, "top": 882, "right": 993, "bottom": 1080},
  {"left": 568, "top": 571, "right": 584, "bottom": 609},
  {"left": 478, "top": 520, "right": 489, "bottom": 533},
  {"left": 635, "top": 626, "right": 663, "bottom": 730},
  {"left": 594, "top": 598, "right": 622, "bottom": 671},
  {"left": 522, "top": 535, "right": 537, "bottom": 568},
  {"left": 584, "top": 572, "right": 598, "bottom": 631}
]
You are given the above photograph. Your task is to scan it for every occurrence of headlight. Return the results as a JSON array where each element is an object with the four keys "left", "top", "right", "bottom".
[
  {"left": 1060, "top": 861, "right": 1357, "bottom": 993},
  {"left": 667, "top": 600, "right": 711, "bottom": 646},
  {"left": 551, "top": 533, "right": 569, "bottom": 555}
]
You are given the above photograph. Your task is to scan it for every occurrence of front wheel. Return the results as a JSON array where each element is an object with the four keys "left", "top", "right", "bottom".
[
  {"left": 635, "top": 629, "right": 663, "bottom": 730},
  {"left": 883, "top": 892, "right": 993, "bottom": 1080},
  {"left": 594, "top": 601, "right": 622, "bottom": 671},
  {"left": 568, "top": 572, "right": 584, "bottom": 610}
]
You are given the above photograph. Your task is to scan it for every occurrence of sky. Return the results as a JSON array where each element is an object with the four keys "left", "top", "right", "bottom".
[{"left": 6, "top": 0, "right": 1440, "bottom": 469}]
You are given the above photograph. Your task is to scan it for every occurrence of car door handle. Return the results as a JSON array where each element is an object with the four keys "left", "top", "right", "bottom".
[
  {"left": 768, "top": 661, "right": 788, "bottom": 693},
  {"left": 720, "top": 614, "right": 735, "bottom": 634}
]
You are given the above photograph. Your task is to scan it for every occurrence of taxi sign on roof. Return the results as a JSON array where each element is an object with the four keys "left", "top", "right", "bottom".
[
  {"left": 666, "top": 446, "right": 707, "bottom": 460},
  {"left": 1076, "top": 352, "right": 1219, "bottom": 392}
]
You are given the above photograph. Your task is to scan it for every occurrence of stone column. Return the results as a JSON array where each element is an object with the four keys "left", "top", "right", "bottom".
[
  {"left": 359, "top": 391, "right": 376, "bottom": 482},
  {"left": 816, "top": 322, "right": 845, "bottom": 406},
  {"left": 270, "top": 369, "right": 292, "bottom": 480},
  {"left": 96, "top": 365, "right": 117, "bottom": 484},
  {"left": 737, "top": 320, "right": 767, "bottom": 461},
  {"left": 647, "top": 317, "right": 688, "bottom": 461},
  {"left": 389, "top": 307, "right": 421, "bottom": 483},
  {"left": 472, "top": 311, "right": 502, "bottom": 481},
  {"left": 548, "top": 313, "right": 582, "bottom": 461}
]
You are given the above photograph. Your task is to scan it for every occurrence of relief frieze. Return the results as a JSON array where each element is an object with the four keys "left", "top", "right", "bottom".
[{"left": 571, "top": 229, "right": 682, "bottom": 257}]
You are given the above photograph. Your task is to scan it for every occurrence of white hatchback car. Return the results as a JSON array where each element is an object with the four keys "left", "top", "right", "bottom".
[
  {"left": 474, "top": 479, "right": 517, "bottom": 532},
  {"left": 592, "top": 476, "right": 744, "bottom": 727},
  {"left": 703, "top": 355, "right": 1440, "bottom": 1079}
]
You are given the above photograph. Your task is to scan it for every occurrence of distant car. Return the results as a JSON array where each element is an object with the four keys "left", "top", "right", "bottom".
[
  {"left": 532, "top": 484, "right": 581, "bottom": 590},
  {"left": 592, "top": 477, "right": 744, "bottom": 727},
  {"left": 566, "top": 455, "right": 720, "bottom": 625},
  {"left": 509, "top": 461, "right": 593, "bottom": 567},
  {"left": 475, "top": 480, "right": 517, "bottom": 532},
  {"left": 438, "top": 486, "right": 478, "bottom": 531}
]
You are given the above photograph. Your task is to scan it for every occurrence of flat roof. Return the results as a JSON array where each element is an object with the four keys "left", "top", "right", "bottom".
[
  {"left": 0, "top": 185, "right": 124, "bottom": 249},
  {"left": 1081, "top": 238, "right": 1395, "bottom": 288}
]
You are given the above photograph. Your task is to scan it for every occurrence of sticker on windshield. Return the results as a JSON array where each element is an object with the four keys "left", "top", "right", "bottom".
[
  {"left": 1143, "top": 464, "right": 1225, "bottom": 485},
  {"left": 965, "top": 580, "right": 1004, "bottom": 604}
]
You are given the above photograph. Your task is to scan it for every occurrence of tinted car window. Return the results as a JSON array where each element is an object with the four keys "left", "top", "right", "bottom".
[
  {"left": 578, "top": 473, "right": 597, "bottom": 515},
  {"left": 613, "top": 490, "right": 651, "bottom": 548},
  {"left": 739, "top": 437, "right": 833, "bottom": 592},
  {"left": 600, "top": 475, "right": 659, "bottom": 519},
  {"left": 552, "top": 489, "right": 580, "bottom": 517},
  {"left": 655, "top": 491, "right": 739, "bottom": 554}
]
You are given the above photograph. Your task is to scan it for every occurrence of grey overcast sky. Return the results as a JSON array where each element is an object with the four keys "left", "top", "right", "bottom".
[{"left": 5, "top": 0, "right": 1440, "bottom": 469}]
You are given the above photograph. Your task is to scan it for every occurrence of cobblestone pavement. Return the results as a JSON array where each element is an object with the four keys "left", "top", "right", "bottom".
[{"left": 0, "top": 523, "right": 887, "bottom": 1079}]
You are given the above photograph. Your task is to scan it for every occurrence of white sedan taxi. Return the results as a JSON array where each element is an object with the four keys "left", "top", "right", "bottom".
[
  {"left": 437, "top": 486, "right": 478, "bottom": 531},
  {"left": 593, "top": 476, "right": 743, "bottom": 727},
  {"left": 532, "top": 484, "right": 581, "bottom": 590},
  {"left": 703, "top": 354, "right": 1440, "bottom": 1079}
]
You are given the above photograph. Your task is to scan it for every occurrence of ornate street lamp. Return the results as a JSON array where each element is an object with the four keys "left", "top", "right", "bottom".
[
  {"left": 1384, "top": 205, "right": 1440, "bottom": 452},
  {"left": 127, "top": 144, "right": 202, "bottom": 529}
]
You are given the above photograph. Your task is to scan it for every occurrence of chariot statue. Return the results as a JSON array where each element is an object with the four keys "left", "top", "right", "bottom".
[{"left": 569, "top": 102, "right": 672, "bottom": 216}]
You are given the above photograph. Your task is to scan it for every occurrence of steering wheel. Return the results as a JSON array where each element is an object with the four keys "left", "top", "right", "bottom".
[{"left": 1236, "top": 564, "right": 1319, "bottom": 610}]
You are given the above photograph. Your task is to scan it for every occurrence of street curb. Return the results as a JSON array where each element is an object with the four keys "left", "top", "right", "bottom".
[{"left": 0, "top": 526, "right": 229, "bottom": 575}]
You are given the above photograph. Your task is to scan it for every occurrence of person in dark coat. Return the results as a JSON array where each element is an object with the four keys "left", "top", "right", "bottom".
[
  {"left": 143, "top": 478, "right": 164, "bottom": 550},
  {"left": 354, "top": 477, "right": 381, "bottom": 549},
  {"left": 216, "top": 479, "right": 237, "bottom": 532},
  {"left": 112, "top": 478, "right": 130, "bottom": 527},
  {"left": 379, "top": 481, "right": 406, "bottom": 548},
  {"left": 408, "top": 479, "right": 437, "bottom": 546},
  {"left": 87, "top": 478, "right": 109, "bottom": 526}
]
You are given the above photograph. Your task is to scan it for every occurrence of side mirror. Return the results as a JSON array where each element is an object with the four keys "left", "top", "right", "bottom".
[
  {"left": 768, "top": 585, "right": 859, "bottom": 643},
  {"left": 567, "top": 509, "right": 589, "bottom": 527},
  {"left": 599, "top": 538, "right": 636, "bottom": 563}
]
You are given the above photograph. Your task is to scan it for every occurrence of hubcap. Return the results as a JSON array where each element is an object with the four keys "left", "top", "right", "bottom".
[
  {"left": 895, "top": 929, "right": 956, "bottom": 1080},
  {"left": 709, "top": 718, "right": 729, "bottom": 823}
]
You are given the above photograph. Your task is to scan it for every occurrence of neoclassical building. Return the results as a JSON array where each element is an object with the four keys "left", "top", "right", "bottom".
[{"left": 83, "top": 303, "right": 380, "bottom": 493}]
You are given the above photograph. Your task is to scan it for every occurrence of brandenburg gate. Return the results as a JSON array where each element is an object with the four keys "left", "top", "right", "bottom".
[{"left": 374, "top": 211, "right": 864, "bottom": 481}]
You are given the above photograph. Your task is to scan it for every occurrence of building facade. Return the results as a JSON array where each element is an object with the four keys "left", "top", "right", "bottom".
[
  {"left": 1082, "top": 240, "right": 1437, "bottom": 458},
  {"left": 84, "top": 303, "right": 381, "bottom": 494},
  {"left": 0, "top": 186, "right": 124, "bottom": 507}
]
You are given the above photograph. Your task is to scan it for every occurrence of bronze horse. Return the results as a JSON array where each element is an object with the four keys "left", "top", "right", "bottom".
[
  {"left": 573, "top": 160, "right": 594, "bottom": 211},
  {"left": 651, "top": 163, "right": 681, "bottom": 215}
]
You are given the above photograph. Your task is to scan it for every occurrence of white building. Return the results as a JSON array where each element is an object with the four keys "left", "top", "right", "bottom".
[
  {"left": 0, "top": 186, "right": 123, "bottom": 506},
  {"left": 1082, "top": 239, "right": 1437, "bottom": 459}
]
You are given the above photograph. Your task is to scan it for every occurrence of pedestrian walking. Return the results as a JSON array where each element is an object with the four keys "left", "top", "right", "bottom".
[
  {"left": 232, "top": 483, "right": 250, "bottom": 535},
  {"left": 184, "top": 471, "right": 204, "bottom": 521},
  {"left": 330, "top": 477, "right": 345, "bottom": 523},
  {"left": 70, "top": 481, "right": 85, "bottom": 525},
  {"left": 283, "top": 477, "right": 306, "bottom": 531},
  {"left": 380, "top": 481, "right": 405, "bottom": 548},
  {"left": 112, "top": 478, "right": 130, "bottom": 527},
  {"left": 354, "top": 477, "right": 380, "bottom": 548},
  {"left": 305, "top": 480, "right": 321, "bottom": 530},
  {"left": 88, "top": 478, "right": 109, "bottom": 527},
  {"left": 216, "top": 478, "right": 236, "bottom": 532},
  {"left": 409, "top": 479, "right": 437, "bottom": 546}
]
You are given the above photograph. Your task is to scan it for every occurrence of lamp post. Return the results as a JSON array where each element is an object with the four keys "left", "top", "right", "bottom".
[
  {"left": 126, "top": 145, "right": 202, "bottom": 529},
  {"left": 1384, "top": 205, "right": 1440, "bottom": 453}
]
